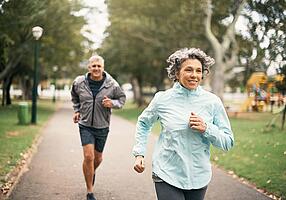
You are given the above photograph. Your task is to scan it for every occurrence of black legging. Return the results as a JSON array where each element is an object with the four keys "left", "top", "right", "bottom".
[{"left": 155, "top": 181, "right": 208, "bottom": 200}]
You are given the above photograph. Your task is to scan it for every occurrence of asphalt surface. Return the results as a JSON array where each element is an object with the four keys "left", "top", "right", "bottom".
[{"left": 8, "top": 102, "right": 271, "bottom": 200}]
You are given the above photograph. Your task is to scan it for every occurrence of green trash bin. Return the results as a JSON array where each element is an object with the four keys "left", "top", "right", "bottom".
[{"left": 18, "top": 102, "right": 29, "bottom": 125}]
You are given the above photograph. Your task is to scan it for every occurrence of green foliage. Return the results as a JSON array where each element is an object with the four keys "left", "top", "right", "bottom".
[
  {"left": 0, "top": 0, "right": 89, "bottom": 84},
  {"left": 247, "top": 0, "right": 286, "bottom": 61},
  {"left": 100, "top": 0, "right": 208, "bottom": 90},
  {"left": 113, "top": 101, "right": 145, "bottom": 122},
  {"left": 101, "top": 0, "right": 285, "bottom": 94},
  {"left": 39, "top": 0, "right": 87, "bottom": 78},
  {"left": 225, "top": 0, "right": 285, "bottom": 88}
]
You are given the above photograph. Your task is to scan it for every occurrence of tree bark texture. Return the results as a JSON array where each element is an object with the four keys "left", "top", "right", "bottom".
[
  {"left": 131, "top": 77, "right": 144, "bottom": 106},
  {"left": 204, "top": 0, "right": 246, "bottom": 100}
]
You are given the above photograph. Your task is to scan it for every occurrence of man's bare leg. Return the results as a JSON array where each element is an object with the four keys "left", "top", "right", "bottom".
[
  {"left": 83, "top": 144, "right": 95, "bottom": 193},
  {"left": 92, "top": 149, "right": 103, "bottom": 185}
]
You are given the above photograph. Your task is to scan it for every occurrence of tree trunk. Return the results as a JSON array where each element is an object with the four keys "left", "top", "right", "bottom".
[
  {"left": 282, "top": 104, "right": 286, "bottom": 130},
  {"left": 1, "top": 75, "right": 13, "bottom": 106},
  {"left": 155, "top": 67, "right": 166, "bottom": 92},
  {"left": 131, "top": 76, "right": 144, "bottom": 106},
  {"left": 0, "top": 55, "right": 22, "bottom": 82},
  {"left": 204, "top": 0, "right": 246, "bottom": 101},
  {"left": 20, "top": 77, "right": 31, "bottom": 100},
  {"left": 1, "top": 79, "right": 5, "bottom": 106},
  {"left": 210, "top": 56, "right": 225, "bottom": 100},
  {"left": 5, "top": 75, "right": 13, "bottom": 105}
]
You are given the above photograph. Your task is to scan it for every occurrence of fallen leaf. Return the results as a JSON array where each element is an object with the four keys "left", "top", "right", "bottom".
[
  {"left": 6, "top": 131, "right": 20, "bottom": 137},
  {"left": 228, "top": 170, "right": 234, "bottom": 175}
]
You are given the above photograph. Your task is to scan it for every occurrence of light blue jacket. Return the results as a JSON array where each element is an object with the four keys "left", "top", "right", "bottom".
[{"left": 132, "top": 82, "right": 234, "bottom": 190}]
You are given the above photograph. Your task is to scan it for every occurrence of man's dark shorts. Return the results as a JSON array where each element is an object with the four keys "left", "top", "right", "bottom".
[{"left": 79, "top": 124, "right": 109, "bottom": 153}]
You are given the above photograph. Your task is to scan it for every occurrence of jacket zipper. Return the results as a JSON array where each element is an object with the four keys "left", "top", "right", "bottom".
[
  {"left": 85, "top": 75, "right": 107, "bottom": 127},
  {"left": 91, "top": 94, "right": 96, "bottom": 126},
  {"left": 84, "top": 79, "right": 97, "bottom": 127},
  {"left": 90, "top": 87, "right": 105, "bottom": 126}
]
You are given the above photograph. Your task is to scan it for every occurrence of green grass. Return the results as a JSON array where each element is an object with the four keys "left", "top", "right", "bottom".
[
  {"left": 114, "top": 101, "right": 286, "bottom": 199},
  {"left": 211, "top": 113, "right": 286, "bottom": 199},
  {"left": 113, "top": 101, "right": 145, "bottom": 123},
  {"left": 0, "top": 100, "right": 56, "bottom": 184},
  {"left": 113, "top": 101, "right": 161, "bottom": 132}
]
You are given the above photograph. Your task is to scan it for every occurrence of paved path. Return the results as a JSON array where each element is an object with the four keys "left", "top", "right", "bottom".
[{"left": 8, "top": 102, "right": 271, "bottom": 200}]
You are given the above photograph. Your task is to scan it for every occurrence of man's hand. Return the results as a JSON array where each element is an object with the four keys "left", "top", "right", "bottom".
[
  {"left": 102, "top": 96, "right": 113, "bottom": 108},
  {"left": 189, "top": 112, "right": 207, "bottom": 133},
  {"left": 134, "top": 156, "right": 145, "bottom": 173},
  {"left": 73, "top": 112, "right": 80, "bottom": 123}
]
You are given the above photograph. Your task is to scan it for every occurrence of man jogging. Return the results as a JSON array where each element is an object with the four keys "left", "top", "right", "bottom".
[{"left": 71, "top": 55, "right": 126, "bottom": 200}]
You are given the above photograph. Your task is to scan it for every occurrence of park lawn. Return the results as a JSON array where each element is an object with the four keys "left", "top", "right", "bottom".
[
  {"left": 114, "top": 102, "right": 286, "bottom": 199},
  {"left": 0, "top": 100, "right": 56, "bottom": 184},
  {"left": 211, "top": 113, "right": 286, "bottom": 199}
]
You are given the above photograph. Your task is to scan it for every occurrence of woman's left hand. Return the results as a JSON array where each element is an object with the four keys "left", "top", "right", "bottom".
[{"left": 189, "top": 112, "right": 207, "bottom": 133}]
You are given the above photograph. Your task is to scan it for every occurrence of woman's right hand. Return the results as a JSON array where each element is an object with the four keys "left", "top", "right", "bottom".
[{"left": 134, "top": 155, "right": 145, "bottom": 173}]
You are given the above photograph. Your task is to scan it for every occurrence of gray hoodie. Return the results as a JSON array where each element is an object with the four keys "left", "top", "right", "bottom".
[{"left": 71, "top": 72, "right": 126, "bottom": 128}]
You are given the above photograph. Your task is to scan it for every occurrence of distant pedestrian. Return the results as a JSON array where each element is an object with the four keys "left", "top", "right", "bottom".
[
  {"left": 133, "top": 48, "right": 234, "bottom": 200},
  {"left": 71, "top": 55, "right": 126, "bottom": 200}
]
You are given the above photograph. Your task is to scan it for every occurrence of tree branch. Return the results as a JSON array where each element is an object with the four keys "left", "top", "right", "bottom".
[
  {"left": 225, "top": 51, "right": 238, "bottom": 70},
  {"left": 204, "top": 0, "right": 221, "bottom": 53},
  {"left": 222, "top": 0, "right": 247, "bottom": 52},
  {"left": 0, "top": 55, "right": 22, "bottom": 81},
  {"left": 129, "top": 31, "right": 162, "bottom": 46}
]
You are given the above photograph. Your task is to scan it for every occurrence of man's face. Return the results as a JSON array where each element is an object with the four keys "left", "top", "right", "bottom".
[{"left": 88, "top": 60, "right": 104, "bottom": 80}]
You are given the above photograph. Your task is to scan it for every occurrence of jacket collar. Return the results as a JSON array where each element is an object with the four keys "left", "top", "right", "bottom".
[
  {"left": 173, "top": 82, "right": 202, "bottom": 96},
  {"left": 84, "top": 71, "right": 113, "bottom": 88}
]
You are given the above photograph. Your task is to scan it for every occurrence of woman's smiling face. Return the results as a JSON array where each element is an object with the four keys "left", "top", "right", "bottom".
[{"left": 176, "top": 58, "right": 203, "bottom": 90}]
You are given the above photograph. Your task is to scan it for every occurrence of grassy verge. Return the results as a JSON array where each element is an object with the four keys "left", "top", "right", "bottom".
[
  {"left": 114, "top": 101, "right": 286, "bottom": 199},
  {"left": 211, "top": 113, "right": 286, "bottom": 199},
  {"left": 0, "top": 100, "right": 57, "bottom": 185}
]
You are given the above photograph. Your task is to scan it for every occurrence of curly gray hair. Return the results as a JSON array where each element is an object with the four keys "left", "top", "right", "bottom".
[{"left": 166, "top": 48, "right": 215, "bottom": 81}]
